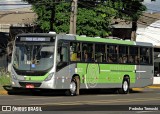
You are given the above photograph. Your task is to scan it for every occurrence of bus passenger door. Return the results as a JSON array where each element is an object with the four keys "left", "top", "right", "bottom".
[{"left": 55, "top": 41, "right": 70, "bottom": 89}]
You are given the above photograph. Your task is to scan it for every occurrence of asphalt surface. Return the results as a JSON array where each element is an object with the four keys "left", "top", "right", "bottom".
[{"left": 0, "top": 88, "right": 160, "bottom": 114}]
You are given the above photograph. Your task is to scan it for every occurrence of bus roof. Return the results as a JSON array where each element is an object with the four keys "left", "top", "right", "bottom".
[
  {"left": 75, "top": 36, "right": 153, "bottom": 47},
  {"left": 15, "top": 33, "right": 153, "bottom": 47}
]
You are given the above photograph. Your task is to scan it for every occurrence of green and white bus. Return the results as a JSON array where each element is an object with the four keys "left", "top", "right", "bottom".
[{"left": 11, "top": 33, "right": 154, "bottom": 95}]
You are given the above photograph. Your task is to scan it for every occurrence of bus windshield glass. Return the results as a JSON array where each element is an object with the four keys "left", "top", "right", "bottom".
[{"left": 13, "top": 42, "right": 54, "bottom": 71}]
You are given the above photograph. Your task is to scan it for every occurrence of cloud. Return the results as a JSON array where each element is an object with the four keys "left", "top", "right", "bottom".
[{"left": 0, "top": 0, "right": 29, "bottom": 10}]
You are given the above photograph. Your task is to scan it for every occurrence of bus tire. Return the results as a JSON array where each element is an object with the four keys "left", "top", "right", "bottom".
[
  {"left": 119, "top": 77, "right": 130, "bottom": 94},
  {"left": 69, "top": 76, "right": 80, "bottom": 96}
]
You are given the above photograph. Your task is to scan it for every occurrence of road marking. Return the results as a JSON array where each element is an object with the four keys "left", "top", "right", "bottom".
[{"left": 32, "top": 97, "right": 160, "bottom": 105}]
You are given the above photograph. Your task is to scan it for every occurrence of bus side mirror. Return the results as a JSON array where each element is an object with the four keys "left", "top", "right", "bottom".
[{"left": 158, "top": 53, "right": 160, "bottom": 58}]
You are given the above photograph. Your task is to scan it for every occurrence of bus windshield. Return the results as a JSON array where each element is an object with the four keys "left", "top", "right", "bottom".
[{"left": 13, "top": 43, "right": 54, "bottom": 71}]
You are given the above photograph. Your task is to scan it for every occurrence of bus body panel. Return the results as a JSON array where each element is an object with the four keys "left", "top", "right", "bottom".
[
  {"left": 76, "top": 63, "right": 135, "bottom": 88},
  {"left": 54, "top": 64, "right": 76, "bottom": 89},
  {"left": 133, "top": 65, "right": 153, "bottom": 88},
  {"left": 76, "top": 63, "right": 153, "bottom": 89}
]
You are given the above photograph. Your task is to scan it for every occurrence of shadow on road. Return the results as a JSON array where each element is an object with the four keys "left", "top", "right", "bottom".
[{"left": 4, "top": 86, "right": 143, "bottom": 96}]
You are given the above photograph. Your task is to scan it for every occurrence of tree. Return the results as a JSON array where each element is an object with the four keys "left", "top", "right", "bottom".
[
  {"left": 77, "top": 2, "right": 116, "bottom": 37},
  {"left": 23, "top": 0, "right": 146, "bottom": 39},
  {"left": 79, "top": 0, "right": 146, "bottom": 40},
  {"left": 23, "top": 0, "right": 116, "bottom": 37},
  {"left": 113, "top": 0, "right": 147, "bottom": 41},
  {"left": 23, "top": 0, "right": 75, "bottom": 33}
]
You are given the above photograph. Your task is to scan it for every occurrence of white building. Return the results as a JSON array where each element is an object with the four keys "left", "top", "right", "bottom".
[
  {"left": 137, "top": 20, "right": 160, "bottom": 84},
  {"left": 137, "top": 20, "right": 160, "bottom": 47},
  {"left": 0, "top": 7, "right": 37, "bottom": 32}
]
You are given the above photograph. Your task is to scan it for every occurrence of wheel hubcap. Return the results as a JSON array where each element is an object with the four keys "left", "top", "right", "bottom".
[
  {"left": 123, "top": 81, "right": 128, "bottom": 91},
  {"left": 70, "top": 81, "right": 76, "bottom": 94}
]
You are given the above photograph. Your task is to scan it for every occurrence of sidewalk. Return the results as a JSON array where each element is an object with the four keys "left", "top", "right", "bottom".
[
  {"left": 147, "top": 84, "right": 160, "bottom": 89},
  {"left": 132, "top": 84, "right": 160, "bottom": 91}
]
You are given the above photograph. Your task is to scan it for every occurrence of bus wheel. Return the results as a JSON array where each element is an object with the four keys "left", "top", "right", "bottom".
[
  {"left": 119, "top": 78, "right": 130, "bottom": 94},
  {"left": 69, "top": 76, "right": 80, "bottom": 96}
]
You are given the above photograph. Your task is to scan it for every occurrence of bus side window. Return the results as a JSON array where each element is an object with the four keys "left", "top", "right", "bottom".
[
  {"left": 56, "top": 41, "right": 69, "bottom": 71},
  {"left": 107, "top": 45, "right": 118, "bottom": 63},
  {"left": 95, "top": 44, "right": 105, "bottom": 63},
  {"left": 140, "top": 47, "right": 150, "bottom": 64},
  {"left": 83, "top": 49, "right": 88, "bottom": 62},
  {"left": 82, "top": 43, "right": 93, "bottom": 62},
  {"left": 128, "top": 55, "right": 134, "bottom": 63},
  {"left": 119, "top": 46, "right": 128, "bottom": 63},
  {"left": 57, "top": 46, "right": 68, "bottom": 62},
  {"left": 129, "top": 46, "right": 139, "bottom": 64},
  {"left": 61, "top": 47, "right": 68, "bottom": 62},
  {"left": 70, "top": 42, "right": 80, "bottom": 61}
]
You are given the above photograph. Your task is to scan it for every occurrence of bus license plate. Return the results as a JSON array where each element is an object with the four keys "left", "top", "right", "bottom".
[{"left": 26, "top": 84, "right": 34, "bottom": 88}]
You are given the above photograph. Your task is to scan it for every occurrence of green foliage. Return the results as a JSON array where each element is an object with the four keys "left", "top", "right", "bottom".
[
  {"left": 23, "top": 0, "right": 146, "bottom": 37},
  {"left": 23, "top": 0, "right": 70, "bottom": 33},
  {"left": 77, "top": 3, "right": 115, "bottom": 37},
  {"left": 54, "top": 3, "right": 70, "bottom": 33},
  {"left": 113, "top": 0, "right": 147, "bottom": 21},
  {"left": 0, "top": 68, "right": 11, "bottom": 87},
  {"left": 23, "top": 0, "right": 114, "bottom": 37}
]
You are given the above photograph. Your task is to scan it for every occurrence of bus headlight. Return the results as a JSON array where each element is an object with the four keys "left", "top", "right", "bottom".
[{"left": 44, "top": 73, "right": 54, "bottom": 81}]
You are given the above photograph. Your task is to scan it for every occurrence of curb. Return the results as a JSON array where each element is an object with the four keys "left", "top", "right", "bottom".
[
  {"left": 132, "top": 85, "right": 160, "bottom": 91},
  {"left": 147, "top": 86, "right": 160, "bottom": 89},
  {"left": 132, "top": 88, "right": 144, "bottom": 91}
]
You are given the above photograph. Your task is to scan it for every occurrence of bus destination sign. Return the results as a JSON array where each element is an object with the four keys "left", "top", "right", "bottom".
[{"left": 20, "top": 37, "right": 51, "bottom": 42}]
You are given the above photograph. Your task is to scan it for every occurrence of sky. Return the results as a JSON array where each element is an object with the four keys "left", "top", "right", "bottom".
[
  {"left": 143, "top": 0, "right": 160, "bottom": 13},
  {"left": 0, "top": 0, "right": 160, "bottom": 12},
  {"left": 0, "top": 0, "right": 30, "bottom": 10}
]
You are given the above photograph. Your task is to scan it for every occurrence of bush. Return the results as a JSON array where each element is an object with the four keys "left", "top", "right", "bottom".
[{"left": 0, "top": 68, "right": 11, "bottom": 88}]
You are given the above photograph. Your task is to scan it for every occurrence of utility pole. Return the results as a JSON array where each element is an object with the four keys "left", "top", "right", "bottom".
[
  {"left": 131, "top": 20, "right": 137, "bottom": 41},
  {"left": 69, "top": 0, "right": 78, "bottom": 34}
]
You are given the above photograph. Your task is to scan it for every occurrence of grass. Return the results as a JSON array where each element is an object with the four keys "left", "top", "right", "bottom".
[{"left": 0, "top": 68, "right": 11, "bottom": 90}]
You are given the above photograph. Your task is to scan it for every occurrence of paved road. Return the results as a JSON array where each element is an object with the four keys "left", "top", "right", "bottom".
[{"left": 0, "top": 88, "right": 160, "bottom": 114}]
